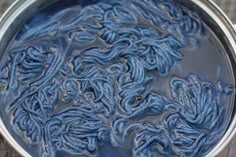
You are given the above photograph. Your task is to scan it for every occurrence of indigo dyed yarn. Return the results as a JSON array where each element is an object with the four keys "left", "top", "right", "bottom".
[{"left": 0, "top": 0, "right": 233, "bottom": 157}]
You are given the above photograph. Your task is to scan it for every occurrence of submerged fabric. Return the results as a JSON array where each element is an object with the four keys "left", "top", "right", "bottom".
[{"left": 0, "top": 0, "right": 233, "bottom": 157}]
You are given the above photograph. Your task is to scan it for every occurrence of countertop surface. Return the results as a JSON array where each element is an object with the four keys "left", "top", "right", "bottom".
[{"left": 0, "top": 0, "right": 235, "bottom": 157}]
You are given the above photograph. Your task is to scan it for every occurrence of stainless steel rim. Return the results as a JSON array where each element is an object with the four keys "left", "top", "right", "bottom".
[
  {"left": 0, "top": 1, "right": 36, "bottom": 156},
  {"left": 0, "top": 0, "right": 236, "bottom": 157},
  {"left": 194, "top": 1, "right": 236, "bottom": 156}
]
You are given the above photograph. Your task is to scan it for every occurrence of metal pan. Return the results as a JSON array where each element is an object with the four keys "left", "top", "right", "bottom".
[{"left": 0, "top": 0, "right": 236, "bottom": 156}]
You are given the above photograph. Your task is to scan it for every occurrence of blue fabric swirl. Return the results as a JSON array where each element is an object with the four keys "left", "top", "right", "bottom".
[
  {"left": 0, "top": 0, "right": 233, "bottom": 157},
  {"left": 134, "top": 75, "right": 232, "bottom": 157},
  {"left": 42, "top": 103, "right": 109, "bottom": 157}
]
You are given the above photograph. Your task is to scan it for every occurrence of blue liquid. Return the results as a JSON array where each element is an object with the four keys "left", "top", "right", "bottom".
[{"left": 0, "top": 0, "right": 234, "bottom": 157}]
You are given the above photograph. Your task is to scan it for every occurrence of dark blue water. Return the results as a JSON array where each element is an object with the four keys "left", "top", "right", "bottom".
[{"left": 0, "top": 0, "right": 234, "bottom": 157}]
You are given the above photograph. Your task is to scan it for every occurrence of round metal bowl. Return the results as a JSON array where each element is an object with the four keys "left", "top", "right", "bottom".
[{"left": 0, "top": 0, "right": 236, "bottom": 157}]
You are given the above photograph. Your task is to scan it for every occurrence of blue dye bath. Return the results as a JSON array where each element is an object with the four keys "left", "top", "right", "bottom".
[{"left": 0, "top": 0, "right": 234, "bottom": 157}]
